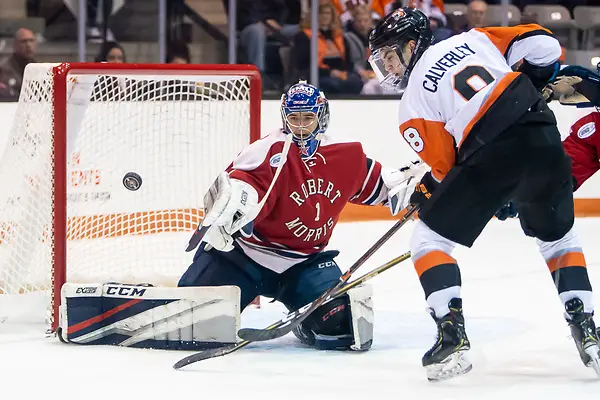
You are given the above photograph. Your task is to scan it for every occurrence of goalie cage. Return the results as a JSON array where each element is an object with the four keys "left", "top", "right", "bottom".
[{"left": 0, "top": 62, "right": 262, "bottom": 333}]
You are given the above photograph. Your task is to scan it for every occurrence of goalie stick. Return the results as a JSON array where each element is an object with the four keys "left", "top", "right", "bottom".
[
  {"left": 185, "top": 134, "right": 294, "bottom": 252},
  {"left": 173, "top": 250, "right": 411, "bottom": 369},
  {"left": 237, "top": 204, "right": 419, "bottom": 342}
]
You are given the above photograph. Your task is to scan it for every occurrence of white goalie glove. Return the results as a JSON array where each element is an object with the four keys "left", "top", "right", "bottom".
[
  {"left": 202, "top": 172, "right": 259, "bottom": 252},
  {"left": 542, "top": 76, "right": 584, "bottom": 104},
  {"left": 381, "top": 160, "right": 429, "bottom": 216}
]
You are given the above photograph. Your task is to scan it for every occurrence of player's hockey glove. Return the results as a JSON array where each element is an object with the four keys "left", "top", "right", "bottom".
[
  {"left": 409, "top": 171, "right": 438, "bottom": 207},
  {"left": 494, "top": 202, "right": 518, "bottom": 221},
  {"left": 381, "top": 161, "right": 429, "bottom": 215},
  {"left": 542, "top": 76, "right": 582, "bottom": 102},
  {"left": 202, "top": 172, "right": 259, "bottom": 252},
  {"left": 544, "top": 65, "right": 600, "bottom": 107}
]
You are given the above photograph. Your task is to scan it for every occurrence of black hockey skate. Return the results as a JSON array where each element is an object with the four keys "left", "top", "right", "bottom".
[
  {"left": 422, "top": 298, "right": 472, "bottom": 381},
  {"left": 565, "top": 298, "right": 600, "bottom": 377}
]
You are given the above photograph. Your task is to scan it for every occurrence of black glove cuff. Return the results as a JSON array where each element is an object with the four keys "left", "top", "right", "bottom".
[
  {"left": 422, "top": 171, "right": 439, "bottom": 190},
  {"left": 519, "top": 60, "right": 560, "bottom": 90}
]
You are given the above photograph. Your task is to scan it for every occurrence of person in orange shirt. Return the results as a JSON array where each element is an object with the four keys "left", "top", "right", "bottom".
[
  {"left": 330, "top": 0, "right": 386, "bottom": 25},
  {"left": 382, "top": 0, "right": 454, "bottom": 42},
  {"left": 293, "top": 2, "right": 363, "bottom": 94}
]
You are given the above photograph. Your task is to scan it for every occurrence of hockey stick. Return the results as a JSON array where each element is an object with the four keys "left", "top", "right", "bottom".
[
  {"left": 185, "top": 134, "right": 294, "bottom": 252},
  {"left": 173, "top": 250, "right": 411, "bottom": 369},
  {"left": 237, "top": 204, "right": 420, "bottom": 342}
]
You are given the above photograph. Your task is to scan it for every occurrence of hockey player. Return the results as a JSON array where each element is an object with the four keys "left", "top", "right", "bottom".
[
  {"left": 557, "top": 64, "right": 600, "bottom": 192},
  {"left": 563, "top": 111, "right": 600, "bottom": 190},
  {"left": 368, "top": 8, "right": 600, "bottom": 380},
  {"left": 178, "top": 81, "right": 425, "bottom": 351}
]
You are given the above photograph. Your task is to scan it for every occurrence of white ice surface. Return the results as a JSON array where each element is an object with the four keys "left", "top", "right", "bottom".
[{"left": 2, "top": 218, "right": 600, "bottom": 399}]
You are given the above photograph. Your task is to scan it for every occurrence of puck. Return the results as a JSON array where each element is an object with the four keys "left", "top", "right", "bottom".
[{"left": 123, "top": 172, "right": 142, "bottom": 191}]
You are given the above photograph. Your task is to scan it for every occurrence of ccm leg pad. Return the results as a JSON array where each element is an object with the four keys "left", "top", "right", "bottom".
[{"left": 59, "top": 283, "right": 240, "bottom": 350}]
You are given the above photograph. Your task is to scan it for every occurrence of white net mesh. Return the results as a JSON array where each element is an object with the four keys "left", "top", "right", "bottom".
[{"left": 0, "top": 63, "right": 257, "bottom": 328}]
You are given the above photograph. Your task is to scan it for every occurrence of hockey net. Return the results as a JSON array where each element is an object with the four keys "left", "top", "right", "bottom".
[{"left": 0, "top": 63, "right": 261, "bottom": 332}]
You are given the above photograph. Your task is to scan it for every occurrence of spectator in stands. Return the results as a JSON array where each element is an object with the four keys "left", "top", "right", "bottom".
[
  {"left": 520, "top": 10, "right": 538, "bottom": 25},
  {"left": 463, "top": 0, "right": 488, "bottom": 31},
  {"left": 95, "top": 41, "right": 126, "bottom": 63},
  {"left": 405, "top": 0, "right": 454, "bottom": 42},
  {"left": 92, "top": 42, "right": 127, "bottom": 100},
  {"left": 331, "top": 0, "right": 384, "bottom": 28},
  {"left": 293, "top": 1, "right": 363, "bottom": 94},
  {"left": 87, "top": 0, "right": 115, "bottom": 43},
  {"left": 0, "top": 28, "right": 37, "bottom": 98},
  {"left": 233, "top": 0, "right": 299, "bottom": 74},
  {"left": 167, "top": 40, "right": 191, "bottom": 64},
  {"left": 344, "top": 5, "right": 386, "bottom": 94},
  {"left": 285, "top": 0, "right": 303, "bottom": 25}
]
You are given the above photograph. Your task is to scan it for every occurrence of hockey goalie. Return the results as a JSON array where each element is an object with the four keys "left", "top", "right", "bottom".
[{"left": 58, "top": 81, "right": 426, "bottom": 350}]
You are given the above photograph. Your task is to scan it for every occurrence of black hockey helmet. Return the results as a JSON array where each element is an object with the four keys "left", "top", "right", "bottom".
[{"left": 368, "top": 8, "right": 433, "bottom": 91}]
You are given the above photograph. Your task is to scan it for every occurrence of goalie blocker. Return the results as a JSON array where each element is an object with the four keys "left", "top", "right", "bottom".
[{"left": 58, "top": 282, "right": 373, "bottom": 350}]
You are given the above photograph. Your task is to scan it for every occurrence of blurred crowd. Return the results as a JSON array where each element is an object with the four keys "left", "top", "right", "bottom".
[
  {"left": 0, "top": 0, "right": 597, "bottom": 99},
  {"left": 234, "top": 0, "right": 594, "bottom": 94},
  {"left": 0, "top": 30, "right": 191, "bottom": 98}
]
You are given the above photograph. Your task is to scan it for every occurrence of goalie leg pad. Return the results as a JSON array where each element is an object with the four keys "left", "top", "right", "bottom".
[
  {"left": 347, "top": 283, "right": 374, "bottom": 351},
  {"left": 293, "top": 284, "right": 374, "bottom": 351},
  {"left": 280, "top": 251, "right": 373, "bottom": 351},
  {"left": 59, "top": 283, "right": 240, "bottom": 350}
]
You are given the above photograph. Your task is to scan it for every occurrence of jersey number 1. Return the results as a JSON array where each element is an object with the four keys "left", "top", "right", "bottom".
[{"left": 453, "top": 65, "right": 494, "bottom": 101}]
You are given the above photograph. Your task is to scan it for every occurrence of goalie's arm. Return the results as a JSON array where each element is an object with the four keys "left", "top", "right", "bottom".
[
  {"left": 347, "top": 146, "right": 428, "bottom": 216},
  {"left": 572, "top": 79, "right": 600, "bottom": 107},
  {"left": 199, "top": 136, "right": 286, "bottom": 252},
  {"left": 227, "top": 169, "right": 278, "bottom": 223},
  {"left": 225, "top": 135, "right": 288, "bottom": 223},
  {"left": 548, "top": 64, "right": 600, "bottom": 106},
  {"left": 349, "top": 155, "right": 387, "bottom": 206},
  {"left": 563, "top": 113, "right": 600, "bottom": 191}
]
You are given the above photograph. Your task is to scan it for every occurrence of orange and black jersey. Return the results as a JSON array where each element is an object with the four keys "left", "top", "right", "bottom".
[{"left": 398, "top": 24, "right": 562, "bottom": 181}]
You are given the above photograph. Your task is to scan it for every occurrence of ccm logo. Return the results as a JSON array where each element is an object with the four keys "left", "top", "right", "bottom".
[
  {"left": 106, "top": 286, "right": 147, "bottom": 297},
  {"left": 75, "top": 287, "right": 97, "bottom": 294},
  {"left": 318, "top": 261, "right": 336, "bottom": 269}
]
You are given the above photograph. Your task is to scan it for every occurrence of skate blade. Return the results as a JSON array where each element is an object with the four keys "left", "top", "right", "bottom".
[
  {"left": 426, "top": 351, "right": 472, "bottom": 382},
  {"left": 583, "top": 344, "right": 600, "bottom": 377}
]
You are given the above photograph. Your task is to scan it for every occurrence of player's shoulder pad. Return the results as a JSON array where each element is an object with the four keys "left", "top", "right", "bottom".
[
  {"left": 232, "top": 129, "right": 287, "bottom": 171},
  {"left": 571, "top": 112, "right": 598, "bottom": 140}
]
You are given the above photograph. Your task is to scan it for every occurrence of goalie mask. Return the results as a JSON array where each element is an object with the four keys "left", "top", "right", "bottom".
[
  {"left": 368, "top": 8, "right": 433, "bottom": 92},
  {"left": 281, "top": 81, "right": 330, "bottom": 159}
]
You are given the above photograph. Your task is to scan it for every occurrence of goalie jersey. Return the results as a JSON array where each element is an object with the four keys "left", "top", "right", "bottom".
[
  {"left": 226, "top": 129, "right": 387, "bottom": 273},
  {"left": 398, "top": 24, "right": 562, "bottom": 180},
  {"left": 563, "top": 111, "right": 600, "bottom": 190}
]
